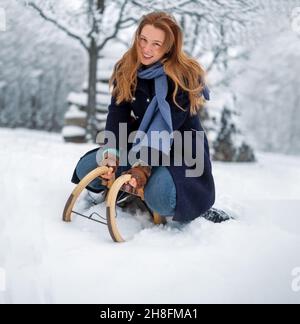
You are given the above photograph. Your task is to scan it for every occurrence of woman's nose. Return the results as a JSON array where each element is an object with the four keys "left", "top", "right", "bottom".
[{"left": 143, "top": 44, "right": 153, "bottom": 53}]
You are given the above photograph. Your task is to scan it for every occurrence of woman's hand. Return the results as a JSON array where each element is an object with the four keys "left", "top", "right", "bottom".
[
  {"left": 100, "top": 152, "right": 119, "bottom": 180},
  {"left": 121, "top": 165, "right": 152, "bottom": 193}
]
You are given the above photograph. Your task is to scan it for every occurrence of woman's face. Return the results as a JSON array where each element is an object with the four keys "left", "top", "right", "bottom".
[{"left": 138, "top": 24, "right": 166, "bottom": 65}]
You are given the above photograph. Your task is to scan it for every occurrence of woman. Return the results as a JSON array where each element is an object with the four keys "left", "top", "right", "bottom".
[{"left": 71, "top": 11, "right": 216, "bottom": 222}]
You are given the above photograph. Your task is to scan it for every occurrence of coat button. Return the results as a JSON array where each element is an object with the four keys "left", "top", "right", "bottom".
[{"left": 146, "top": 98, "right": 150, "bottom": 102}]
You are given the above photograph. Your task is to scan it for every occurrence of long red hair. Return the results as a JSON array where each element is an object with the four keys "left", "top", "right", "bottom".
[{"left": 109, "top": 11, "right": 207, "bottom": 115}]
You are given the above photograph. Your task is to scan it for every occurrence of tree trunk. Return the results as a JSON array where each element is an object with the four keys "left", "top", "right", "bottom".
[
  {"left": 85, "top": 0, "right": 104, "bottom": 142},
  {"left": 86, "top": 38, "right": 98, "bottom": 142},
  {"left": 97, "top": 0, "right": 105, "bottom": 13}
]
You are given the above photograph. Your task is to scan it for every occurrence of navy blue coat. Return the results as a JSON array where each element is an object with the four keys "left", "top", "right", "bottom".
[{"left": 105, "top": 72, "right": 215, "bottom": 222}]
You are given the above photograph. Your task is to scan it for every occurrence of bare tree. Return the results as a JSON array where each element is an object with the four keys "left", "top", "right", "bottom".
[
  {"left": 25, "top": 0, "right": 139, "bottom": 141},
  {"left": 0, "top": 0, "right": 85, "bottom": 131}
]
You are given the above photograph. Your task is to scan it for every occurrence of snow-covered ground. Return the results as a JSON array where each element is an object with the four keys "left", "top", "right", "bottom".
[{"left": 0, "top": 128, "right": 300, "bottom": 304}]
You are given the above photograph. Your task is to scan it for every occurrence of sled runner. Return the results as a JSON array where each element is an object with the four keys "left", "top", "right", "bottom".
[{"left": 62, "top": 166, "right": 165, "bottom": 242}]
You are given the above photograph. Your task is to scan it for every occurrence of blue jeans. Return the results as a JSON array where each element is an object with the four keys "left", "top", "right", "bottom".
[
  {"left": 144, "top": 166, "right": 176, "bottom": 217},
  {"left": 73, "top": 148, "right": 176, "bottom": 217}
]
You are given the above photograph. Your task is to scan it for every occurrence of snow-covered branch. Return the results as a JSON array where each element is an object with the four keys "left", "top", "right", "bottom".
[
  {"left": 97, "top": 0, "right": 130, "bottom": 51},
  {"left": 27, "top": 1, "right": 89, "bottom": 50}
]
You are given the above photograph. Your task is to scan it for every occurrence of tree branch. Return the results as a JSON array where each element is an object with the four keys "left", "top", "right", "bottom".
[
  {"left": 97, "top": 0, "right": 130, "bottom": 51},
  {"left": 28, "top": 2, "right": 89, "bottom": 51}
]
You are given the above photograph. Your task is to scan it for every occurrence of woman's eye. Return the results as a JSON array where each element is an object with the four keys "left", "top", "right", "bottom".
[{"left": 139, "top": 38, "right": 161, "bottom": 47}]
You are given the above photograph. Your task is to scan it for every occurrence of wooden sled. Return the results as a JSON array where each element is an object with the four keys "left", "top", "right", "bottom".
[
  {"left": 106, "top": 174, "right": 166, "bottom": 242},
  {"left": 62, "top": 166, "right": 166, "bottom": 242}
]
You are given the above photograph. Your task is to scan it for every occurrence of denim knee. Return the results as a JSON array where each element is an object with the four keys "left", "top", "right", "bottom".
[
  {"left": 144, "top": 167, "right": 176, "bottom": 216},
  {"left": 75, "top": 148, "right": 106, "bottom": 192}
]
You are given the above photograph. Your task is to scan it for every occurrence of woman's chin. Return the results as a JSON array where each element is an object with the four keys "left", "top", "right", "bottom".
[
  {"left": 141, "top": 60, "right": 153, "bottom": 65},
  {"left": 140, "top": 55, "right": 155, "bottom": 65}
]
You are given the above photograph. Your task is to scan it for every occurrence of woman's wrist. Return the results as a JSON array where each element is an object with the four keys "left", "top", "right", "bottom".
[{"left": 102, "top": 148, "right": 120, "bottom": 160}]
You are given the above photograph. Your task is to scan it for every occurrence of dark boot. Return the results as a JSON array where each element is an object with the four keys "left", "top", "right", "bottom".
[{"left": 201, "top": 207, "right": 232, "bottom": 223}]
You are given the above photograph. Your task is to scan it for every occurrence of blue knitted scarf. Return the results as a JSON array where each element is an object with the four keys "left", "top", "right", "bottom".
[
  {"left": 130, "top": 61, "right": 210, "bottom": 158},
  {"left": 130, "top": 61, "right": 173, "bottom": 157}
]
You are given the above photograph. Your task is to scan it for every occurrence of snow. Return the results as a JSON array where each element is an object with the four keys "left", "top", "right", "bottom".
[
  {"left": 0, "top": 128, "right": 300, "bottom": 304},
  {"left": 95, "top": 112, "right": 108, "bottom": 121},
  {"left": 67, "top": 92, "right": 110, "bottom": 107},
  {"left": 97, "top": 58, "right": 116, "bottom": 72},
  {"left": 64, "top": 105, "right": 87, "bottom": 119},
  {"left": 233, "top": 29, "right": 300, "bottom": 155},
  {"left": 62, "top": 125, "right": 85, "bottom": 137},
  {"left": 0, "top": 7, "right": 6, "bottom": 32},
  {"left": 0, "top": 81, "right": 7, "bottom": 89},
  {"left": 0, "top": 0, "right": 87, "bottom": 131},
  {"left": 97, "top": 69, "right": 114, "bottom": 81},
  {"left": 67, "top": 92, "right": 89, "bottom": 107}
]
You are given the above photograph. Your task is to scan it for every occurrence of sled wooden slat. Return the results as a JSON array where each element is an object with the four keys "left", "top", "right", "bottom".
[
  {"left": 62, "top": 166, "right": 109, "bottom": 222},
  {"left": 106, "top": 174, "right": 166, "bottom": 242},
  {"left": 152, "top": 212, "right": 166, "bottom": 225},
  {"left": 106, "top": 174, "right": 132, "bottom": 243}
]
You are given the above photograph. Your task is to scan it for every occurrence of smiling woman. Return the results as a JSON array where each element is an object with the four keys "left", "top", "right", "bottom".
[
  {"left": 110, "top": 11, "right": 208, "bottom": 114},
  {"left": 71, "top": 11, "right": 217, "bottom": 223},
  {"left": 138, "top": 24, "right": 166, "bottom": 65}
]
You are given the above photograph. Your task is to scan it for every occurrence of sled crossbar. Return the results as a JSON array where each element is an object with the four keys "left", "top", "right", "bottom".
[{"left": 71, "top": 210, "right": 107, "bottom": 226}]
